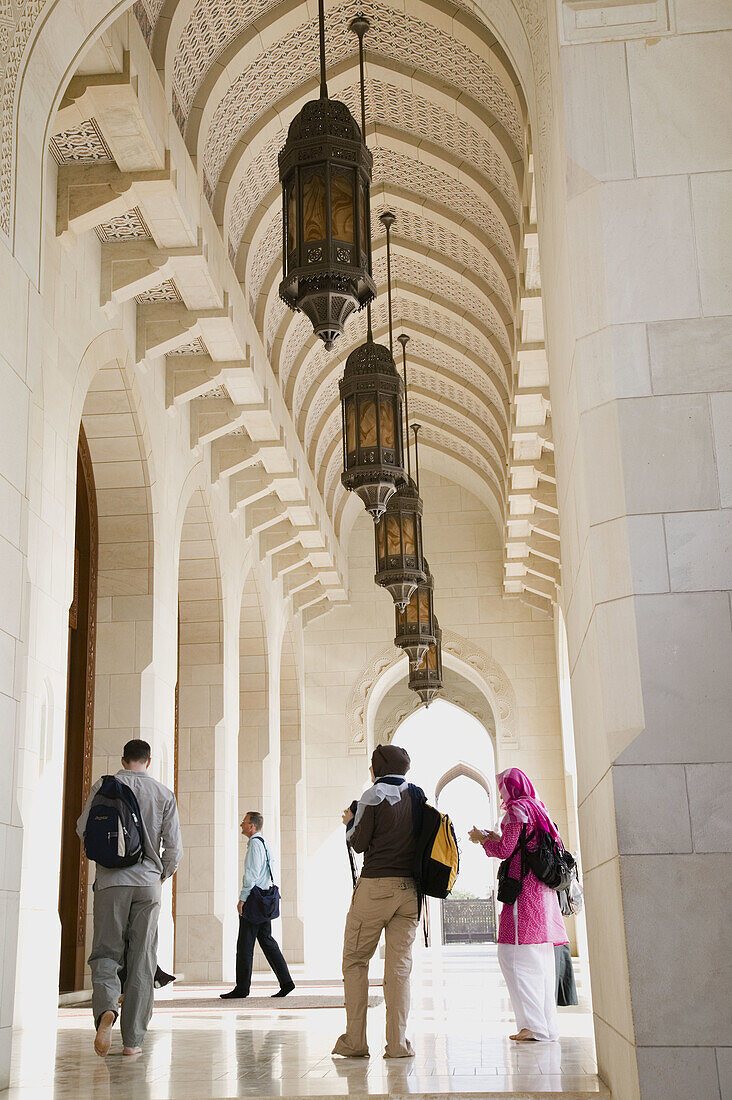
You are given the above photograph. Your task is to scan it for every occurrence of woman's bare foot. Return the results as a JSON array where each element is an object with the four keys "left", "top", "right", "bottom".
[
  {"left": 122, "top": 1046, "right": 142, "bottom": 1056},
  {"left": 510, "top": 1028, "right": 538, "bottom": 1042},
  {"left": 94, "top": 1011, "right": 115, "bottom": 1057}
]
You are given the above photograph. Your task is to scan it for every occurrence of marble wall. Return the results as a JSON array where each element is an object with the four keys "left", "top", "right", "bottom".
[{"left": 537, "top": 3, "right": 732, "bottom": 1096}]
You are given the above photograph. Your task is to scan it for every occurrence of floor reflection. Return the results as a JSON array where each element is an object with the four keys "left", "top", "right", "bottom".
[{"left": 6, "top": 947, "right": 606, "bottom": 1098}]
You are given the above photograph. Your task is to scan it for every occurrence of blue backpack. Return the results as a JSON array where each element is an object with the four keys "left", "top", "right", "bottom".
[{"left": 83, "top": 776, "right": 145, "bottom": 869}]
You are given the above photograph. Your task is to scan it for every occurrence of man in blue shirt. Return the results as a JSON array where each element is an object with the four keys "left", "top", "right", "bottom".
[{"left": 220, "top": 811, "right": 294, "bottom": 999}]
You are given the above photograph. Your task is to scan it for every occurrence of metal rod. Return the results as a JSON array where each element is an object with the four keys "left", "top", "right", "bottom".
[
  {"left": 397, "top": 333, "right": 411, "bottom": 479},
  {"left": 380, "top": 211, "right": 396, "bottom": 356},
  {"left": 411, "top": 423, "right": 421, "bottom": 493},
  {"left": 349, "top": 14, "right": 369, "bottom": 135},
  {"left": 318, "top": 0, "right": 327, "bottom": 98},
  {"left": 350, "top": 15, "right": 371, "bottom": 340}
]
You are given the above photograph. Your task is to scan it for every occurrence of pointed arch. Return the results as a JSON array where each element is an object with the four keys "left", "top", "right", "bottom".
[
  {"left": 175, "top": 484, "right": 227, "bottom": 979},
  {"left": 346, "top": 629, "right": 518, "bottom": 755}
]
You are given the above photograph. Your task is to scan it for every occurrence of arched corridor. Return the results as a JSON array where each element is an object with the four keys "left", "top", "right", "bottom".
[{"left": 0, "top": 0, "right": 729, "bottom": 1097}]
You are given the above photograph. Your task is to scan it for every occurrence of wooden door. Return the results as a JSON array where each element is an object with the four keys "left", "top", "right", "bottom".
[{"left": 58, "top": 427, "right": 97, "bottom": 992}]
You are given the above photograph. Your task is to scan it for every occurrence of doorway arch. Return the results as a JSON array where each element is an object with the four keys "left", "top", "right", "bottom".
[
  {"left": 391, "top": 700, "right": 499, "bottom": 946},
  {"left": 347, "top": 629, "right": 517, "bottom": 758}
]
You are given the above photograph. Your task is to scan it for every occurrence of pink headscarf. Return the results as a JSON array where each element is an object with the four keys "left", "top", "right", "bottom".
[{"left": 497, "top": 767, "right": 561, "bottom": 842}]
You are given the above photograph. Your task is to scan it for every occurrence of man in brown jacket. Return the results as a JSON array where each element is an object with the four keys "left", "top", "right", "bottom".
[{"left": 332, "top": 744, "right": 424, "bottom": 1059}]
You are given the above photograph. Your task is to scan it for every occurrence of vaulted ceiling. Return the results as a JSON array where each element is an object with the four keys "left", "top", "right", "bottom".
[{"left": 135, "top": 0, "right": 527, "bottom": 533}]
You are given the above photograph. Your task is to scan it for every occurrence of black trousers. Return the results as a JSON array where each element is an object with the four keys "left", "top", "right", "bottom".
[{"left": 235, "top": 916, "right": 292, "bottom": 994}]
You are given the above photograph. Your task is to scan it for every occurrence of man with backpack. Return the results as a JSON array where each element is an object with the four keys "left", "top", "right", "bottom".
[
  {"left": 76, "top": 739, "right": 182, "bottom": 1057},
  {"left": 333, "top": 744, "right": 425, "bottom": 1060}
]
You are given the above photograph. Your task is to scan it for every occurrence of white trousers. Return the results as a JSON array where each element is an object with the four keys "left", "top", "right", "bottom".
[{"left": 497, "top": 942, "right": 559, "bottom": 1042}]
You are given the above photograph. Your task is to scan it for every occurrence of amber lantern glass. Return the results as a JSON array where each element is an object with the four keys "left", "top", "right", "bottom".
[
  {"left": 373, "top": 477, "right": 426, "bottom": 609},
  {"left": 279, "top": 101, "right": 374, "bottom": 350},
  {"left": 394, "top": 562, "right": 435, "bottom": 664},
  {"left": 408, "top": 621, "right": 443, "bottom": 705},
  {"left": 340, "top": 338, "right": 405, "bottom": 519}
]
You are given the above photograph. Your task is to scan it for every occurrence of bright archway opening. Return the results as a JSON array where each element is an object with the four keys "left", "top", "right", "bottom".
[{"left": 392, "top": 700, "right": 498, "bottom": 947}]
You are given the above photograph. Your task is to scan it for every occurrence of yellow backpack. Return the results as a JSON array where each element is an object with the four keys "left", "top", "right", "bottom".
[{"left": 413, "top": 798, "right": 460, "bottom": 899}]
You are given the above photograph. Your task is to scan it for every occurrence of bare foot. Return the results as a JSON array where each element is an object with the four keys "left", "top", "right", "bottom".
[
  {"left": 123, "top": 1046, "right": 142, "bottom": 1056},
  {"left": 94, "top": 1011, "right": 115, "bottom": 1057},
  {"left": 510, "top": 1028, "right": 538, "bottom": 1042}
]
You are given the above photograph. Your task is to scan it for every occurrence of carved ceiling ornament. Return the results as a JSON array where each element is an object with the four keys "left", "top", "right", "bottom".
[
  {"left": 181, "top": 0, "right": 524, "bottom": 148},
  {"left": 283, "top": 289, "right": 509, "bottom": 413},
  {"left": 193, "top": 1, "right": 522, "bottom": 181},
  {"left": 95, "top": 207, "right": 151, "bottom": 243},
  {"left": 49, "top": 118, "right": 112, "bottom": 164},
  {"left": 346, "top": 628, "right": 517, "bottom": 754},
  {"left": 291, "top": 275, "right": 509, "bottom": 435},
  {"left": 0, "top": 0, "right": 552, "bottom": 253}
]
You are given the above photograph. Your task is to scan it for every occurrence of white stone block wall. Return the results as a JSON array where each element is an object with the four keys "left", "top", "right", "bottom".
[{"left": 537, "top": 4, "right": 732, "bottom": 1096}]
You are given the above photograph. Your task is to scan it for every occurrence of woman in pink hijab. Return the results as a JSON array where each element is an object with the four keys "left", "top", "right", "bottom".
[{"left": 469, "top": 767, "right": 568, "bottom": 1042}]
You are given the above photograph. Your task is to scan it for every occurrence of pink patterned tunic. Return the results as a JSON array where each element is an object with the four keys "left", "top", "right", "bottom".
[{"left": 482, "top": 820, "right": 568, "bottom": 946}]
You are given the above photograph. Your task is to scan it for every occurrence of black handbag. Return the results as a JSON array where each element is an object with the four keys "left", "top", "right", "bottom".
[
  {"left": 525, "top": 830, "right": 576, "bottom": 891},
  {"left": 497, "top": 825, "right": 528, "bottom": 904},
  {"left": 241, "top": 837, "right": 281, "bottom": 923}
]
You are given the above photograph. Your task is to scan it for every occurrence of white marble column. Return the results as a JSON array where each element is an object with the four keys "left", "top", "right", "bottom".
[{"left": 542, "top": 6, "right": 732, "bottom": 1097}]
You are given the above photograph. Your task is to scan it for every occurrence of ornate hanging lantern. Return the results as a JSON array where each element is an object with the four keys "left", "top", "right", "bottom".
[
  {"left": 340, "top": 338, "right": 405, "bottom": 518},
  {"left": 278, "top": 2, "right": 375, "bottom": 350},
  {"left": 338, "top": 30, "right": 404, "bottom": 519},
  {"left": 394, "top": 561, "right": 435, "bottom": 664},
  {"left": 374, "top": 476, "right": 426, "bottom": 609},
  {"left": 409, "top": 620, "right": 443, "bottom": 705}
]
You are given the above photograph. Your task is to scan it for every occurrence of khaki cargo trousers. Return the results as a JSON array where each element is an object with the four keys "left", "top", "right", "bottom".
[{"left": 333, "top": 876, "right": 419, "bottom": 1058}]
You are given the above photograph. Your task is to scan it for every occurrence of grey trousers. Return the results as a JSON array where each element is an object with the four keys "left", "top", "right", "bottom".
[{"left": 88, "top": 882, "right": 161, "bottom": 1048}]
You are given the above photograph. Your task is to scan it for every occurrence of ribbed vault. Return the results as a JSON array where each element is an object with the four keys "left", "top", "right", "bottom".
[{"left": 135, "top": 0, "right": 530, "bottom": 545}]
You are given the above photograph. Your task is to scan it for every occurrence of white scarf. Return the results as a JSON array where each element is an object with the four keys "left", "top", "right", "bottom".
[{"left": 352, "top": 774, "right": 409, "bottom": 830}]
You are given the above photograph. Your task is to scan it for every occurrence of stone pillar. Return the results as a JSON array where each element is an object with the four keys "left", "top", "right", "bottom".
[
  {"left": 175, "top": 490, "right": 233, "bottom": 981},
  {"left": 279, "top": 621, "right": 306, "bottom": 963},
  {"left": 544, "top": 6, "right": 732, "bottom": 1097}
]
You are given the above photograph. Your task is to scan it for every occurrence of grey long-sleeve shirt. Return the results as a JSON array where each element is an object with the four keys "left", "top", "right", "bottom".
[{"left": 76, "top": 768, "right": 183, "bottom": 890}]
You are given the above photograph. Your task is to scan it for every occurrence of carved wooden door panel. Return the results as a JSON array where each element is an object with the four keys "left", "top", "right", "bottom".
[{"left": 59, "top": 427, "right": 97, "bottom": 992}]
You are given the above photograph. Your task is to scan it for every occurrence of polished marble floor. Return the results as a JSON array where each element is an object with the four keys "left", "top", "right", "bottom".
[{"left": 3, "top": 947, "right": 609, "bottom": 1099}]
